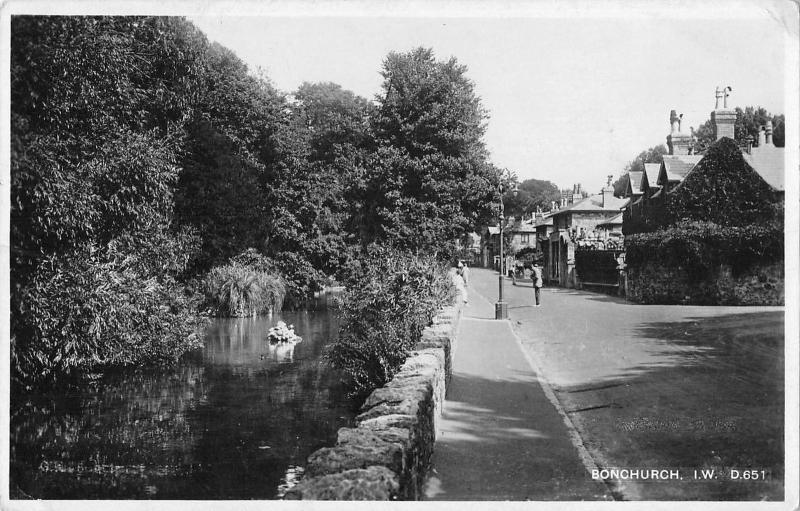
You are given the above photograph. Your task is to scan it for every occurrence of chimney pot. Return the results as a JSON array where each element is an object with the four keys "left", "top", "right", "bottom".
[
  {"left": 711, "top": 88, "right": 735, "bottom": 140},
  {"left": 765, "top": 120, "right": 774, "bottom": 146}
]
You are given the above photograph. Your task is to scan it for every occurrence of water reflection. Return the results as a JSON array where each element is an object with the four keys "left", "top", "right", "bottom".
[{"left": 10, "top": 311, "right": 355, "bottom": 499}]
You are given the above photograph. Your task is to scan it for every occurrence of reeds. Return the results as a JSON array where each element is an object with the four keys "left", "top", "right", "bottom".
[{"left": 203, "top": 263, "right": 286, "bottom": 316}]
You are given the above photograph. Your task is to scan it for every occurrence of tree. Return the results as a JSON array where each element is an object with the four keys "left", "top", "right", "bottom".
[
  {"left": 364, "top": 47, "right": 498, "bottom": 255},
  {"left": 692, "top": 106, "right": 785, "bottom": 153},
  {"left": 613, "top": 145, "right": 668, "bottom": 197},
  {"left": 504, "top": 178, "right": 561, "bottom": 217},
  {"left": 293, "top": 81, "right": 375, "bottom": 162},
  {"left": 11, "top": 16, "right": 209, "bottom": 386}
]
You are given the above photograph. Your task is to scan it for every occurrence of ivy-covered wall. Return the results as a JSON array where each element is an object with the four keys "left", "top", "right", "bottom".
[{"left": 627, "top": 261, "right": 783, "bottom": 305}]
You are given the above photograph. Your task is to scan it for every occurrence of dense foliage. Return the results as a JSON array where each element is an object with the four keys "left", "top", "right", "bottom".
[
  {"left": 625, "top": 221, "right": 783, "bottom": 278},
  {"left": 11, "top": 17, "right": 501, "bottom": 388},
  {"left": 504, "top": 178, "right": 562, "bottom": 217},
  {"left": 202, "top": 252, "right": 286, "bottom": 317},
  {"left": 11, "top": 17, "right": 209, "bottom": 388},
  {"left": 664, "top": 138, "right": 780, "bottom": 227},
  {"left": 325, "top": 247, "right": 455, "bottom": 397},
  {"left": 362, "top": 48, "right": 500, "bottom": 256},
  {"left": 575, "top": 249, "right": 623, "bottom": 284}
]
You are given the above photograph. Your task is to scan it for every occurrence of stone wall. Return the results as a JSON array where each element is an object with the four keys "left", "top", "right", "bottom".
[
  {"left": 626, "top": 261, "right": 784, "bottom": 305},
  {"left": 284, "top": 282, "right": 464, "bottom": 500}
]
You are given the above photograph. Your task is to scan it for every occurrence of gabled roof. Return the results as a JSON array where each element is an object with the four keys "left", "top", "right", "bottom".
[
  {"left": 658, "top": 155, "right": 703, "bottom": 185},
  {"left": 743, "top": 148, "right": 784, "bottom": 191},
  {"left": 627, "top": 171, "right": 643, "bottom": 194},
  {"left": 641, "top": 163, "right": 661, "bottom": 192},
  {"left": 551, "top": 193, "right": 629, "bottom": 216}
]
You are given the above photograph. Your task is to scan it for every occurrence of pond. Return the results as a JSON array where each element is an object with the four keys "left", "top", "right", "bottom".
[{"left": 10, "top": 310, "right": 356, "bottom": 499}]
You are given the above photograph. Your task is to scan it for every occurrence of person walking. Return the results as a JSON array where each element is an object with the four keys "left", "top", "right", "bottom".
[
  {"left": 532, "top": 262, "right": 543, "bottom": 307},
  {"left": 456, "top": 260, "right": 469, "bottom": 304}
]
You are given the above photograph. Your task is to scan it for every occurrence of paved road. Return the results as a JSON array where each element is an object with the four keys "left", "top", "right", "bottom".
[{"left": 470, "top": 268, "right": 785, "bottom": 501}]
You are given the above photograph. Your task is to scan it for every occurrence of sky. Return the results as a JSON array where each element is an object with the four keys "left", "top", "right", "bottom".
[{"left": 187, "top": 1, "right": 792, "bottom": 193}]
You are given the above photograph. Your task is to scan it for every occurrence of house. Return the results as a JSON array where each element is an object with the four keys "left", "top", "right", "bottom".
[
  {"left": 639, "top": 100, "right": 785, "bottom": 225},
  {"left": 534, "top": 209, "right": 556, "bottom": 244},
  {"left": 622, "top": 91, "right": 785, "bottom": 305},
  {"left": 623, "top": 171, "right": 644, "bottom": 199},
  {"left": 509, "top": 218, "right": 538, "bottom": 252},
  {"left": 543, "top": 179, "right": 629, "bottom": 287},
  {"left": 640, "top": 162, "right": 661, "bottom": 195}
]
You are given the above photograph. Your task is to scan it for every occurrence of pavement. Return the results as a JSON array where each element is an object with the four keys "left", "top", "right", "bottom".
[
  {"left": 423, "top": 271, "right": 612, "bottom": 501},
  {"left": 425, "top": 268, "right": 785, "bottom": 501}
]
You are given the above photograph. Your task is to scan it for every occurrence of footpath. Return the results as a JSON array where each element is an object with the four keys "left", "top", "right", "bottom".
[{"left": 423, "top": 270, "right": 612, "bottom": 501}]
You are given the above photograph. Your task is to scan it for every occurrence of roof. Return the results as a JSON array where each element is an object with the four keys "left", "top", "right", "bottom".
[
  {"left": 659, "top": 155, "right": 703, "bottom": 184},
  {"left": 642, "top": 163, "right": 661, "bottom": 191},
  {"left": 627, "top": 171, "right": 643, "bottom": 193},
  {"left": 596, "top": 212, "right": 623, "bottom": 227},
  {"left": 512, "top": 224, "right": 537, "bottom": 233},
  {"left": 743, "top": 147, "right": 785, "bottom": 191},
  {"left": 535, "top": 216, "right": 554, "bottom": 227},
  {"left": 551, "top": 193, "right": 629, "bottom": 216}
]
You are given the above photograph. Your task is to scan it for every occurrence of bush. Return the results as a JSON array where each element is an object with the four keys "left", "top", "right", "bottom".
[
  {"left": 11, "top": 230, "right": 206, "bottom": 389},
  {"left": 325, "top": 247, "right": 455, "bottom": 397},
  {"left": 203, "top": 263, "right": 285, "bottom": 317},
  {"left": 575, "top": 249, "right": 623, "bottom": 284},
  {"left": 625, "top": 220, "right": 783, "bottom": 278}
]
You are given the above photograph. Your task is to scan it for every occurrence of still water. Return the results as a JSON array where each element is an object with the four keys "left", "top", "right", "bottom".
[{"left": 10, "top": 311, "right": 356, "bottom": 499}]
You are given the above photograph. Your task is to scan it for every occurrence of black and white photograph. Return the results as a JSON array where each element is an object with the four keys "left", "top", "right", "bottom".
[{"left": 2, "top": 0, "right": 798, "bottom": 508}]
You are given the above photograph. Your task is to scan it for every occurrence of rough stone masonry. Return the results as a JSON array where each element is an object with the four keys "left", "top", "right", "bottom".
[{"left": 284, "top": 279, "right": 465, "bottom": 500}]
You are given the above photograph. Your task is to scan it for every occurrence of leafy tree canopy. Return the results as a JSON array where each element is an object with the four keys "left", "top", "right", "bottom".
[
  {"left": 504, "top": 178, "right": 562, "bottom": 217},
  {"left": 362, "top": 47, "right": 498, "bottom": 255},
  {"left": 692, "top": 106, "right": 785, "bottom": 153}
]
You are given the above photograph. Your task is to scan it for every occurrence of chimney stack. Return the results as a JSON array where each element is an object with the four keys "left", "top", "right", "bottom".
[
  {"left": 745, "top": 134, "right": 754, "bottom": 154},
  {"left": 758, "top": 125, "right": 766, "bottom": 147},
  {"left": 711, "top": 86, "right": 736, "bottom": 140},
  {"left": 601, "top": 178, "right": 614, "bottom": 208},
  {"left": 666, "top": 109, "right": 691, "bottom": 155},
  {"left": 765, "top": 120, "right": 774, "bottom": 146},
  {"left": 571, "top": 183, "right": 582, "bottom": 203}
]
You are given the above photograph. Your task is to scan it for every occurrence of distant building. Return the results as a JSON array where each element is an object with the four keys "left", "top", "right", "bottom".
[{"left": 543, "top": 179, "right": 628, "bottom": 287}]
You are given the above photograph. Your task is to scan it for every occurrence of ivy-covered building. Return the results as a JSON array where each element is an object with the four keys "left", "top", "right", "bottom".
[{"left": 623, "top": 95, "right": 785, "bottom": 304}]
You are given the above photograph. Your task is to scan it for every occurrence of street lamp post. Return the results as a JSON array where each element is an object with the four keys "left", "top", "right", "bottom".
[{"left": 495, "top": 181, "right": 518, "bottom": 320}]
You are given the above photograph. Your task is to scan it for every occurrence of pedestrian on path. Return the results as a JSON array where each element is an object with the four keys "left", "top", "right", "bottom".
[
  {"left": 455, "top": 260, "right": 469, "bottom": 304},
  {"left": 532, "top": 262, "right": 543, "bottom": 306}
]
